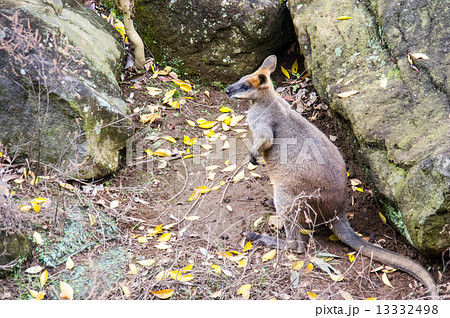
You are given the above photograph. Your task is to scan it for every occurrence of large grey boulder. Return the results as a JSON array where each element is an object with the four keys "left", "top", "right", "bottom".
[
  {"left": 288, "top": 0, "right": 450, "bottom": 255},
  {"left": 134, "top": 0, "right": 294, "bottom": 82},
  {"left": 0, "top": 0, "right": 132, "bottom": 179}
]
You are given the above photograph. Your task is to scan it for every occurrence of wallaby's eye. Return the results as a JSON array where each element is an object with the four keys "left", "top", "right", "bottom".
[{"left": 240, "top": 83, "right": 249, "bottom": 90}]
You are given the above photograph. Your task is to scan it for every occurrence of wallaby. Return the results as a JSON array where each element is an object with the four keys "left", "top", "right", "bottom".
[{"left": 225, "top": 55, "right": 438, "bottom": 299}]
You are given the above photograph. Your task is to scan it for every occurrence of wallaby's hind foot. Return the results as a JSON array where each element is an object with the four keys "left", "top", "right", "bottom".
[{"left": 244, "top": 231, "right": 305, "bottom": 254}]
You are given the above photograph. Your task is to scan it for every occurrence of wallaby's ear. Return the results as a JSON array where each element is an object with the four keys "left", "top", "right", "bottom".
[
  {"left": 260, "top": 55, "right": 277, "bottom": 74},
  {"left": 257, "top": 73, "right": 269, "bottom": 88}
]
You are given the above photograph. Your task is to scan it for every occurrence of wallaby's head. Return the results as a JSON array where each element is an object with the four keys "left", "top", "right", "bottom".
[{"left": 225, "top": 55, "right": 277, "bottom": 101}]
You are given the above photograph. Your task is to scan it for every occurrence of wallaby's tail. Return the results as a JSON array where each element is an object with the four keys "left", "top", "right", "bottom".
[{"left": 331, "top": 217, "right": 439, "bottom": 299}]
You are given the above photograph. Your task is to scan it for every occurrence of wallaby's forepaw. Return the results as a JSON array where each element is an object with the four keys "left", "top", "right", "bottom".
[{"left": 249, "top": 153, "right": 259, "bottom": 165}]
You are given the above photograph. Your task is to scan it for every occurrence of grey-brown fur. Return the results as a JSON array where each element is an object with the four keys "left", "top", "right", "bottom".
[{"left": 225, "top": 55, "right": 438, "bottom": 299}]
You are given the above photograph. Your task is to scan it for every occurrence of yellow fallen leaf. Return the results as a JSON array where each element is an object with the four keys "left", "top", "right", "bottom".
[
  {"left": 40, "top": 270, "right": 48, "bottom": 288},
  {"left": 329, "top": 273, "right": 344, "bottom": 282},
  {"left": 110, "top": 200, "right": 119, "bottom": 209},
  {"left": 188, "top": 189, "right": 200, "bottom": 201},
  {"left": 196, "top": 117, "right": 207, "bottom": 124},
  {"left": 221, "top": 164, "right": 236, "bottom": 172},
  {"left": 163, "top": 89, "right": 177, "bottom": 104},
  {"left": 410, "top": 53, "right": 429, "bottom": 60},
  {"left": 35, "top": 290, "right": 45, "bottom": 300},
  {"left": 146, "top": 87, "right": 163, "bottom": 96},
  {"left": 19, "top": 203, "right": 31, "bottom": 212},
  {"left": 337, "top": 16, "right": 351, "bottom": 20},
  {"left": 199, "top": 121, "right": 217, "bottom": 129},
  {"left": 148, "top": 224, "right": 163, "bottom": 236},
  {"left": 153, "top": 149, "right": 172, "bottom": 157},
  {"left": 228, "top": 115, "right": 245, "bottom": 127},
  {"left": 145, "top": 149, "right": 153, "bottom": 156},
  {"left": 120, "top": 284, "right": 130, "bottom": 298},
  {"left": 30, "top": 197, "right": 46, "bottom": 204},
  {"left": 353, "top": 187, "right": 364, "bottom": 192},
  {"left": 292, "top": 260, "right": 304, "bottom": 270},
  {"left": 31, "top": 202, "right": 40, "bottom": 213},
  {"left": 162, "top": 223, "right": 176, "bottom": 230},
  {"left": 33, "top": 231, "right": 43, "bottom": 245},
  {"left": 186, "top": 119, "right": 196, "bottom": 127},
  {"left": 223, "top": 116, "right": 231, "bottom": 125},
  {"left": 170, "top": 270, "right": 182, "bottom": 280},
  {"left": 243, "top": 241, "right": 253, "bottom": 252},
  {"left": 237, "top": 258, "right": 248, "bottom": 268},
  {"left": 307, "top": 291, "right": 319, "bottom": 300},
  {"left": 129, "top": 263, "right": 138, "bottom": 274},
  {"left": 300, "top": 229, "right": 313, "bottom": 235},
  {"left": 379, "top": 212, "right": 387, "bottom": 224},
  {"left": 281, "top": 65, "right": 290, "bottom": 79},
  {"left": 185, "top": 215, "right": 200, "bottom": 221},
  {"left": 337, "top": 90, "right": 359, "bottom": 98},
  {"left": 162, "top": 136, "right": 176, "bottom": 143},
  {"left": 136, "top": 259, "right": 156, "bottom": 267},
  {"left": 66, "top": 257, "right": 74, "bottom": 270},
  {"left": 306, "top": 263, "right": 314, "bottom": 272},
  {"left": 380, "top": 77, "right": 387, "bottom": 89},
  {"left": 237, "top": 284, "right": 251, "bottom": 299},
  {"left": 150, "top": 289, "right": 174, "bottom": 299},
  {"left": 29, "top": 289, "right": 40, "bottom": 299},
  {"left": 222, "top": 122, "right": 230, "bottom": 131},
  {"left": 180, "top": 83, "right": 193, "bottom": 93},
  {"left": 382, "top": 267, "right": 397, "bottom": 274},
  {"left": 158, "top": 233, "right": 172, "bottom": 242},
  {"left": 211, "top": 264, "right": 222, "bottom": 275},
  {"left": 329, "top": 234, "right": 340, "bottom": 241},
  {"left": 182, "top": 264, "right": 193, "bottom": 272},
  {"left": 183, "top": 135, "right": 197, "bottom": 146},
  {"left": 291, "top": 59, "right": 298, "bottom": 74},
  {"left": 59, "top": 183, "right": 75, "bottom": 190},
  {"left": 139, "top": 113, "right": 160, "bottom": 125},
  {"left": 381, "top": 272, "right": 393, "bottom": 287},
  {"left": 262, "top": 249, "right": 276, "bottom": 262},
  {"left": 365, "top": 297, "right": 378, "bottom": 300},
  {"left": 216, "top": 113, "right": 229, "bottom": 122},
  {"left": 205, "top": 129, "right": 215, "bottom": 138},
  {"left": 233, "top": 169, "right": 245, "bottom": 183},
  {"left": 88, "top": 213, "right": 95, "bottom": 226},
  {"left": 348, "top": 253, "right": 355, "bottom": 262},
  {"left": 59, "top": 281, "right": 74, "bottom": 300},
  {"left": 179, "top": 274, "right": 194, "bottom": 282},
  {"left": 220, "top": 106, "right": 233, "bottom": 113},
  {"left": 172, "top": 79, "right": 185, "bottom": 86},
  {"left": 137, "top": 236, "right": 148, "bottom": 243},
  {"left": 155, "top": 270, "right": 170, "bottom": 280}
]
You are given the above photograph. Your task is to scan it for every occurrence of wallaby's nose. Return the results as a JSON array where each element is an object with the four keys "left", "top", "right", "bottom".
[{"left": 225, "top": 87, "right": 230, "bottom": 96}]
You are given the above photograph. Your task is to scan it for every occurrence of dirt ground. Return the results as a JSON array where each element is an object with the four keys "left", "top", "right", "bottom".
[
  {"left": 96, "top": 46, "right": 450, "bottom": 299},
  {"left": 2, "top": 42, "right": 450, "bottom": 300}
]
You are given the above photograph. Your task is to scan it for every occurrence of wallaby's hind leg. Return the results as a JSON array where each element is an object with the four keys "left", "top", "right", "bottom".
[{"left": 244, "top": 187, "right": 305, "bottom": 253}]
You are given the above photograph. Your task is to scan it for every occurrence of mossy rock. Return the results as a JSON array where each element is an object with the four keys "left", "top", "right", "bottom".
[
  {"left": 288, "top": 0, "right": 450, "bottom": 255},
  {"left": 134, "top": 0, "right": 295, "bottom": 83},
  {"left": 0, "top": 231, "right": 31, "bottom": 277}
]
